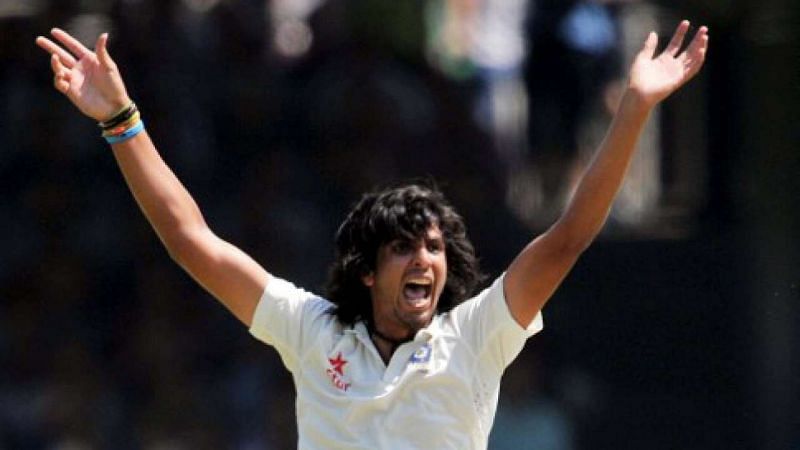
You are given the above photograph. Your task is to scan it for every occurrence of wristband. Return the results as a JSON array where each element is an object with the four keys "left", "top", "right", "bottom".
[
  {"left": 102, "top": 111, "right": 141, "bottom": 137},
  {"left": 99, "top": 102, "right": 137, "bottom": 130},
  {"left": 104, "top": 120, "right": 145, "bottom": 144}
]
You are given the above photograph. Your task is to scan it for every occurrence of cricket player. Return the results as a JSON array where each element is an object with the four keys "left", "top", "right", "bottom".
[{"left": 36, "top": 19, "right": 707, "bottom": 448}]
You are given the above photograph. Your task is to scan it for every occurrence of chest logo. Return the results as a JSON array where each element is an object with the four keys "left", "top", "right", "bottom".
[
  {"left": 409, "top": 343, "right": 432, "bottom": 364},
  {"left": 326, "top": 352, "right": 351, "bottom": 392}
]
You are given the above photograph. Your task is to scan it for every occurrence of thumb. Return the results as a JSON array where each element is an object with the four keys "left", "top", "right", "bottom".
[
  {"left": 96, "top": 33, "right": 115, "bottom": 68},
  {"left": 640, "top": 31, "right": 658, "bottom": 59}
]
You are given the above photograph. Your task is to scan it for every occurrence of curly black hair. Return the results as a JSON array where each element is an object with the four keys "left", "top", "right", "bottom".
[{"left": 325, "top": 183, "right": 485, "bottom": 326}]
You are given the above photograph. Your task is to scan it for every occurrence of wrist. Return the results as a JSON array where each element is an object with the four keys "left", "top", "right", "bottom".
[
  {"left": 98, "top": 96, "right": 133, "bottom": 122},
  {"left": 619, "top": 88, "right": 655, "bottom": 117},
  {"left": 100, "top": 101, "right": 145, "bottom": 145}
]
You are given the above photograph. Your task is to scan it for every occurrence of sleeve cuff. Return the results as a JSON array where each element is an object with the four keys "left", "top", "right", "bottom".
[
  {"left": 497, "top": 273, "right": 544, "bottom": 337},
  {"left": 248, "top": 274, "right": 294, "bottom": 345}
]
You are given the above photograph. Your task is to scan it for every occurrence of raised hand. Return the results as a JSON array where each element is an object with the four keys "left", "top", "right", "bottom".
[
  {"left": 628, "top": 20, "right": 709, "bottom": 108},
  {"left": 36, "top": 28, "right": 131, "bottom": 122}
]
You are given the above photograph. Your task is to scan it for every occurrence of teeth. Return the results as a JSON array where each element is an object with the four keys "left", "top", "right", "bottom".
[
  {"left": 407, "top": 299, "right": 429, "bottom": 309},
  {"left": 405, "top": 294, "right": 430, "bottom": 308}
]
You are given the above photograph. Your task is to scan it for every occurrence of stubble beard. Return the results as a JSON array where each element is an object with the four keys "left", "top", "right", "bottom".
[{"left": 394, "top": 303, "right": 435, "bottom": 338}]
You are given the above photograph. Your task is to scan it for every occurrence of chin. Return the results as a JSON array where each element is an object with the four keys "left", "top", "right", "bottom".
[{"left": 402, "top": 309, "right": 435, "bottom": 332}]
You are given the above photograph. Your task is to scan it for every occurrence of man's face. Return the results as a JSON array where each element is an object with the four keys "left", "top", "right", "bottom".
[{"left": 363, "top": 225, "right": 447, "bottom": 340}]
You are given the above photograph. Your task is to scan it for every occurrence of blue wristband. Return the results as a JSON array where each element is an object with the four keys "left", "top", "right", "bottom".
[{"left": 104, "top": 120, "right": 145, "bottom": 145}]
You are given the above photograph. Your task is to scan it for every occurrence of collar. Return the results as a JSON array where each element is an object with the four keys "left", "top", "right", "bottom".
[{"left": 347, "top": 314, "right": 445, "bottom": 344}]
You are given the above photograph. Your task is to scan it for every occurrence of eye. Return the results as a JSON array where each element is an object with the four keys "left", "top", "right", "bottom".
[
  {"left": 390, "top": 240, "right": 412, "bottom": 255},
  {"left": 426, "top": 239, "right": 444, "bottom": 253}
]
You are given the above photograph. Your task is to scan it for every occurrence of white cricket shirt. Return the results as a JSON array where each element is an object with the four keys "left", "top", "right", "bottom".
[{"left": 249, "top": 274, "right": 543, "bottom": 449}]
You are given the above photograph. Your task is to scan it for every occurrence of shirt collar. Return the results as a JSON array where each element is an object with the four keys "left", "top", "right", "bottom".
[
  {"left": 347, "top": 314, "right": 445, "bottom": 343},
  {"left": 414, "top": 313, "right": 446, "bottom": 341}
]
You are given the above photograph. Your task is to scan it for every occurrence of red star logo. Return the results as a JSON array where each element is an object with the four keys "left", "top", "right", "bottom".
[{"left": 328, "top": 352, "right": 348, "bottom": 375}]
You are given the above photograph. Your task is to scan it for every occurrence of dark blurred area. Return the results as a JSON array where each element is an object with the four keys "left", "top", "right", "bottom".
[{"left": 1, "top": 0, "right": 797, "bottom": 449}]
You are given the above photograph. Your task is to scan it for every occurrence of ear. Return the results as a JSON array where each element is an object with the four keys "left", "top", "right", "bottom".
[{"left": 362, "top": 272, "right": 375, "bottom": 287}]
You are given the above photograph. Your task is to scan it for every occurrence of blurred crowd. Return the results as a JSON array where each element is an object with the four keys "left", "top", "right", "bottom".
[{"left": 0, "top": 0, "right": 715, "bottom": 448}]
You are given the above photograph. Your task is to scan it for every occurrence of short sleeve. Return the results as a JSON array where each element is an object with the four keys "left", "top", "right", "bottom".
[
  {"left": 249, "top": 275, "right": 335, "bottom": 372},
  {"left": 449, "top": 274, "right": 543, "bottom": 370}
]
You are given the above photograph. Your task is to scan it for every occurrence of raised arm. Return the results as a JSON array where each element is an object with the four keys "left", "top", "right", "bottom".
[
  {"left": 504, "top": 21, "right": 709, "bottom": 327},
  {"left": 36, "top": 29, "right": 268, "bottom": 326}
]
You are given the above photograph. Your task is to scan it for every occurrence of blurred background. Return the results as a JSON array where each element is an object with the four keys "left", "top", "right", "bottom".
[{"left": 1, "top": 0, "right": 798, "bottom": 448}]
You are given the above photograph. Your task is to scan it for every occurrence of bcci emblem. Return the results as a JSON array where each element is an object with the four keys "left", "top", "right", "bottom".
[{"left": 409, "top": 343, "right": 432, "bottom": 364}]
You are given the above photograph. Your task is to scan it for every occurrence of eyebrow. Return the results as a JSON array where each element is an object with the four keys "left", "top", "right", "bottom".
[{"left": 425, "top": 235, "right": 444, "bottom": 244}]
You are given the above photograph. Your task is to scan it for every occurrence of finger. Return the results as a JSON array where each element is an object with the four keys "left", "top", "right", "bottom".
[
  {"left": 640, "top": 31, "right": 658, "bottom": 59},
  {"left": 686, "top": 26, "right": 709, "bottom": 58},
  {"left": 95, "top": 33, "right": 115, "bottom": 69},
  {"left": 54, "top": 75, "right": 70, "bottom": 94},
  {"left": 51, "top": 27, "right": 92, "bottom": 59},
  {"left": 679, "top": 27, "right": 709, "bottom": 73},
  {"left": 665, "top": 20, "right": 690, "bottom": 56},
  {"left": 687, "top": 33, "right": 710, "bottom": 77},
  {"left": 50, "top": 54, "right": 69, "bottom": 77},
  {"left": 51, "top": 56, "right": 71, "bottom": 94},
  {"left": 35, "top": 36, "right": 77, "bottom": 68}
]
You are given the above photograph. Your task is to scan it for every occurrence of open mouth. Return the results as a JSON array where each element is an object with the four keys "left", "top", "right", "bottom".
[{"left": 403, "top": 279, "right": 432, "bottom": 309}]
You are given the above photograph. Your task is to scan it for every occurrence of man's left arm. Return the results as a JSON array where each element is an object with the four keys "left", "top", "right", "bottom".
[{"left": 504, "top": 21, "right": 709, "bottom": 327}]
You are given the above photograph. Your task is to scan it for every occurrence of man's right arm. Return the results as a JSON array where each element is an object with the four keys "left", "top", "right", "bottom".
[{"left": 37, "top": 29, "right": 268, "bottom": 326}]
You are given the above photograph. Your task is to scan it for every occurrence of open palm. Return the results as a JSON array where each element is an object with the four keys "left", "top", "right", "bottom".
[
  {"left": 629, "top": 21, "right": 709, "bottom": 107},
  {"left": 36, "top": 28, "right": 130, "bottom": 122}
]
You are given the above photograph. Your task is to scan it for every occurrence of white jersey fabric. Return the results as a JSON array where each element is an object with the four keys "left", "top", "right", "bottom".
[{"left": 249, "top": 273, "right": 543, "bottom": 449}]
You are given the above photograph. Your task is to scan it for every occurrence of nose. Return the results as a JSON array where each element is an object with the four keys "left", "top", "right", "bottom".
[{"left": 411, "top": 245, "right": 433, "bottom": 268}]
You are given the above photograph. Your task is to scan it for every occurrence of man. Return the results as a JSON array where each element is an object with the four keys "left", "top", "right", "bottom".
[{"left": 36, "top": 19, "right": 708, "bottom": 448}]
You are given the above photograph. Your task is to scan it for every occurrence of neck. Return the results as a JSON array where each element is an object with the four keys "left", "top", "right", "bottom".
[
  {"left": 368, "top": 323, "right": 412, "bottom": 363},
  {"left": 371, "top": 326, "right": 412, "bottom": 346}
]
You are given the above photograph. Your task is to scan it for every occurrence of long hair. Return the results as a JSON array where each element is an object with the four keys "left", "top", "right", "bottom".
[{"left": 325, "top": 183, "right": 484, "bottom": 326}]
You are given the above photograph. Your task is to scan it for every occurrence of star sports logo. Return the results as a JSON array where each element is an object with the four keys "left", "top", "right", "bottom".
[{"left": 326, "top": 352, "right": 351, "bottom": 392}]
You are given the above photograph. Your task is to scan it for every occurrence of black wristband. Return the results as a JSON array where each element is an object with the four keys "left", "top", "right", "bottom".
[{"left": 99, "top": 102, "right": 138, "bottom": 130}]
